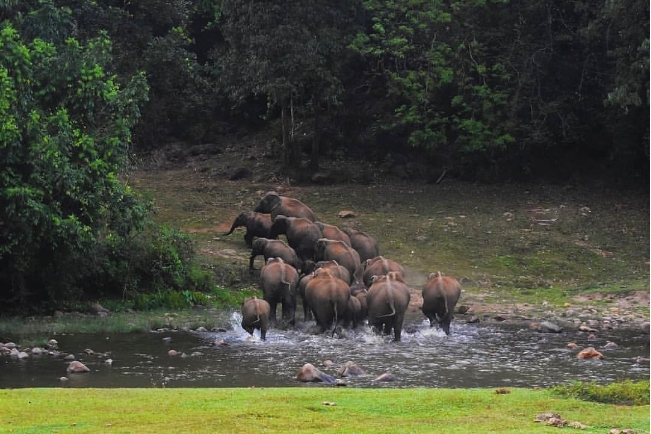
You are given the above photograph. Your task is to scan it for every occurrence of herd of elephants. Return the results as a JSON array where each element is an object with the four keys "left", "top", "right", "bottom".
[{"left": 224, "top": 191, "right": 462, "bottom": 342}]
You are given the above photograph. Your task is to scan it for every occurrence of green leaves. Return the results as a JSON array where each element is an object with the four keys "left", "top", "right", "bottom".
[
  {"left": 0, "top": 15, "right": 149, "bottom": 306},
  {"left": 352, "top": 0, "right": 514, "bottom": 152}
]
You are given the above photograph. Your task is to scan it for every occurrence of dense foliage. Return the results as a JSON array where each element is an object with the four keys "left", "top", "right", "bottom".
[
  {"left": 13, "top": 0, "right": 641, "bottom": 182},
  {"left": 0, "top": 2, "right": 214, "bottom": 310},
  {"left": 0, "top": 0, "right": 647, "bottom": 308}
]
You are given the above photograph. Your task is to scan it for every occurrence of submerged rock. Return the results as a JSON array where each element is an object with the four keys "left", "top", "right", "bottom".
[
  {"left": 336, "top": 361, "right": 366, "bottom": 377},
  {"left": 577, "top": 347, "right": 603, "bottom": 359},
  {"left": 67, "top": 361, "right": 90, "bottom": 373},
  {"left": 296, "top": 363, "right": 335, "bottom": 383}
]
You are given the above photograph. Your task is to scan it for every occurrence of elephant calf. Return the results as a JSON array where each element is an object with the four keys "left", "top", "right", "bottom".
[
  {"left": 241, "top": 296, "right": 271, "bottom": 341},
  {"left": 421, "top": 271, "right": 462, "bottom": 335}
]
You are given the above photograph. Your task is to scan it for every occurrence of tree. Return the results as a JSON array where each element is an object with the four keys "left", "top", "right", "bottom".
[
  {"left": 0, "top": 10, "right": 150, "bottom": 305},
  {"left": 219, "top": 0, "right": 362, "bottom": 169}
]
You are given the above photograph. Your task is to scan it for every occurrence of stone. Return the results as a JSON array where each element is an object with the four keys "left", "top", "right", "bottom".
[
  {"left": 67, "top": 361, "right": 90, "bottom": 373},
  {"left": 372, "top": 372, "right": 396, "bottom": 382},
  {"left": 296, "top": 363, "right": 335, "bottom": 383},
  {"left": 337, "top": 210, "right": 357, "bottom": 218},
  {"left": 577, "top": 347, "right": 603, "bottom": 359},
  {"left": 336, "top": 361, "right": 366, "bottom": 377},
  {"left": 537, "top": 321, "right": 562, "bottom": 333}
]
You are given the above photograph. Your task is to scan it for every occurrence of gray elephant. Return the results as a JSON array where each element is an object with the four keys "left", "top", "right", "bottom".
[
  {"left": 342, "top": 228, "right": 380, "bottom": 262},
  {"left": 362, "top": 256, "right": 406, "bottom": 288},
  {"left": 249, "top": 238, "right": 300, "bottom": 271},
  {"left": 241, "top": 296, "right": 271, "bottom": 340},
  {"left": 421, "top": 271, "right": 462, "bottom": 335},
  {"left": 254, "top": 191, "right": 316, "bottom": 222},
  {"left": 314, "top": 222, "right": 351, "bottom": 247},
  {"left": 260, "top": 257, "right": 300, "bottom": 326},
  {"left": 314, "top": 238, "right": 363, "bottom": 284},
  {"left": 304, "top": 268, "right": 351, "bottom": 335},
  {"left": 224, "top": 211, "right": 273, "bottom": 247},
  {"left": 269, "top": 215, "right": 321, "bottom": 264},
  {"left": 366, "top": 271, "right": 411, "bottom": 342}
]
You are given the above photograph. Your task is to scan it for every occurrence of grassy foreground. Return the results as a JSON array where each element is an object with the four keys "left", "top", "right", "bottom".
[{"left": 1, "top": 388, "right": 648, "bottom": 434}]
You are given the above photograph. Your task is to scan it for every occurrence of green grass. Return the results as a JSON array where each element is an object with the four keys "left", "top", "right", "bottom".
[
  {"left": 0, "top": 308, "right": 232, "bottom": 340},
  {"left": 0, "top": 388, "right": 648, "bottom": 433},
  {"left": 552, "top": 380, "right": 650, "bottom": 406},
  {"left": 129, "top": 165, "right": 649, "bottom": 309}
]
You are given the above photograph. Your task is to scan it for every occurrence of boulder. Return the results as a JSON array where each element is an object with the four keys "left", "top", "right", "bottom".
[
  {"left": 336, "top": 361, "right": 366, "bottom": 377},
  {"left": 296, "top": 363, "right": 335, "bottom": 383},
  {"left": 537, "top": 321, "right": 562, "bottom": 333},
  {"left": 577, "top": 347, "right": 603, "bottom": 359},
  {"left": 67, "top": 361, "right": 90, "bottom": 373}
]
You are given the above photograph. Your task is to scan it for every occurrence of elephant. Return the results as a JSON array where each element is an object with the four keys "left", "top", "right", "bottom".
[
  {"left": 249, "top": 238, "right": 300, "bottom": 271},
  {"left": 342, "top": 228, "right": 380, "bottom": 262},
  {"left": 298, "top": 260, "right": 350, "bottom": 321},
  {"left": 314, "top": 222, "right": 351, "bottom": 247},
  {"left": 314, "top": 238, "right": 363, "bottom": 284},
  {"left": 254, "top": 191, "right": 316, "bottom": 222},
  {"left": 241, "top": 296, "right": 271, "bottom": 340},
  {"left": 421, "top": 271, "right": 462, "bottom": 335},
  {"left": 366, "top": 271, "right": 411, "bottom": 342},
  {"left": 304, "top": 268, "right": 351, "bottom": 335},
  {"left": 343, "top": 295, "right": 362, "bottom": 329},
  {"left": 259, "top": 257, "right": 300, "bottom": 326},
  {"left": 350, "top": 285, "right": 368, "bottom": 322},
  {"left": 268, "top": 215, "right": 321, "bottom": 265},
  {"left": 224, "top": 211, "right": 273, "bottom": 247},
  {"left": 362, "top": 256, "right": 406, "bottom": 288}
]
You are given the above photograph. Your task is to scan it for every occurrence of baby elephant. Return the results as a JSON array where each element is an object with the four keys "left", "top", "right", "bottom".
[
  {"left": 421, "top": 272, "right": 462, "bottom": 335},
  {"left": 241, "top": 296, "right": 271, "bottom": 341}
]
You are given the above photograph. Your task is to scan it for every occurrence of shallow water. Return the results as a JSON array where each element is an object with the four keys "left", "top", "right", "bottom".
[{"left": 1, "top": 311, "right": 648, "bottom": 389}]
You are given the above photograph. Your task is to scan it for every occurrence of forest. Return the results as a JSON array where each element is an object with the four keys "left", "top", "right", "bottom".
[{"left": 0, "top": 0, "right": 648, "bottom": 309}]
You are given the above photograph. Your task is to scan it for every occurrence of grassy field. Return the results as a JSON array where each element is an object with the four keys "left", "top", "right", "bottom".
[
  {"left": 126, "top": 148, "right": 650, "bottom": 320},
  {"left": 0, "top": 150, "right": 648, "bottom": 434},
  {"left": 1, "top": 387, "right": 648, "bottom": 434}
]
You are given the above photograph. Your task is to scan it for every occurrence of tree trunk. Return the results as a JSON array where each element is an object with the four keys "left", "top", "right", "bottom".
[
  {"left": 310, "top": 91, "right": 320, "bottom": 170},
  {"left": 281, "top": 99, "right": 290, "bottom": 168}
]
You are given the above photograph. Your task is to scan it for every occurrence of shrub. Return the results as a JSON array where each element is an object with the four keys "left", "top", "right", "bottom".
[{"left": 551, "top": 380, "right": 650, "bottom": 406}]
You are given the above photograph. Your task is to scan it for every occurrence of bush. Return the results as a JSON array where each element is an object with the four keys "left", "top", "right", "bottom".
[{"left": 551, "top": 380, "right": 650, "bottom": 406}]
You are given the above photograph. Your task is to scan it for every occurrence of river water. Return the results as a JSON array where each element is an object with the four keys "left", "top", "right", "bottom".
[{"left": 1, "top": 311, "right": 648, "bottom": 389}]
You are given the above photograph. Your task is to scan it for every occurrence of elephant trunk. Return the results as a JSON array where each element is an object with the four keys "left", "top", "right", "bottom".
[{"left": 224, "top": 216, "right": 244, "bottom": 235}]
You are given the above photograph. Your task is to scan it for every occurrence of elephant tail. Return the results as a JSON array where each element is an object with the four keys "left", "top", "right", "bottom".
[
  {"left": 378, "top": 283, "right": 396, "bottom": 318},
  {"left": 252, "top": 297, "right": 262, "bottom": 324},
  {"left": 331, "top": 300, "right": 339, "bottom": 337}
]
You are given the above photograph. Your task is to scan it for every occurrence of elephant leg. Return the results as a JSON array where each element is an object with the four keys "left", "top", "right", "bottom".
[
  {"left": 249, "top": 254, "right": 256, "bottom": 270},
  {"left": 282, "top": 302, "right": 296, "bottom": 326},
  {"left": 244, "top": 231, "right": 254, "bottom": 248},
  {"left": 260, "top": 328, "right": 267, "bottom": 341},
  {"left": 394, "top": 315, "right": 405, "bottom": 342},
  {"left": 267, "top": 300, "right": 277, "bottom": 326},
  {"left": 441, "top": 317, "right": 451, "bottom": 335},
  {"left": 302, "top": 297, "right": 312, "bottom": 322}
]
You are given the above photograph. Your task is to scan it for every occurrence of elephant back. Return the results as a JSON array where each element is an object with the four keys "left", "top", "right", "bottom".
[
  {"left": 343, "top": 228, "right": 380, "bottom": 263},
  {"left": 421, "top": 272, "right": 462, "bottom": 312},
  {"left": 314, "top": 222, "right": 351, "bottom": 247},
  {"left": 362, "top": 256, "right": 406, "bottom": 287}
]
